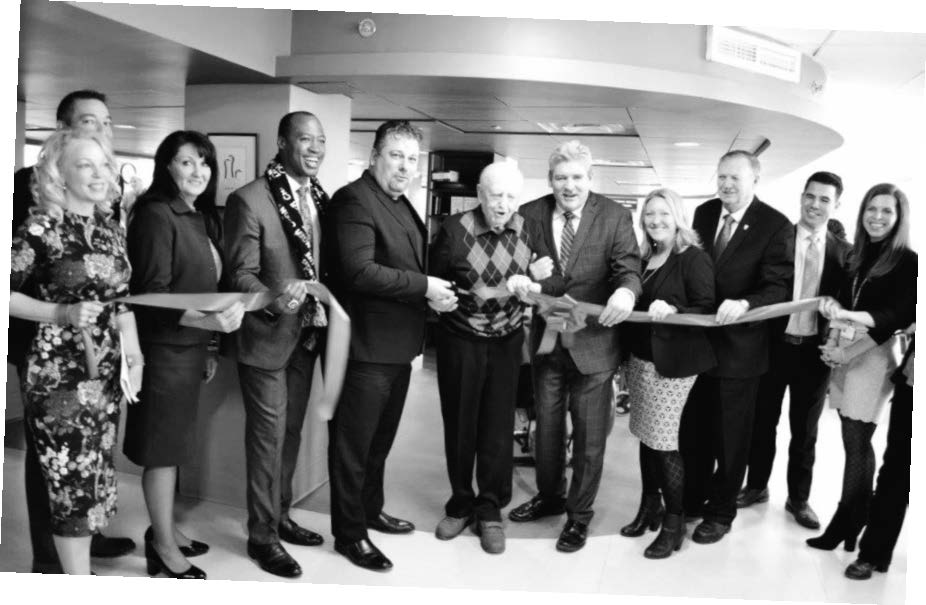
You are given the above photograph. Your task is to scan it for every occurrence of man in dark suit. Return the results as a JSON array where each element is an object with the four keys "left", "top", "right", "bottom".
[
  {"left": 224, "top": 111, "right": 329, "bottom": 578},
  {"left": 508, "top": 140, "right": 642, "bottom": 553},
  {"left": 738, "top": 172, "right": 851, "bottom": 530},
  {"left": 324, "top": 120, "right": 456, "bottom": 571},
  {"left": 11, "top": 89, "right": 135, "bottom": 572},
  {"left": 680, "top": 150, "right": 794, "bottom": 544}
]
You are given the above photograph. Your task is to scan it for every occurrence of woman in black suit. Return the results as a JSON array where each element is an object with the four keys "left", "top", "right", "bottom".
[
  {"left": 810, "top": 183, "right": 916, "bottom": 553},
  {"left": 619, "top": 188, "right": 716, "bottom": 558},
  {"left": 124, "top": 131, "right": 244, "bottom": 579}
]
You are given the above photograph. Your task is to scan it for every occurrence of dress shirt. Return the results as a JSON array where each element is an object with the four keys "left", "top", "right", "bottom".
[
  {"left": 286, "top": 173, "right": 321, "bottom": 272},
  {"left": 786, "top": 223, "right": 826, "bottom": 336},
  {"left": 713, "top": 201, "right": 751, "bottom": 243},
  {"left": 552, "top": 202, "right": 585, "bottom": 255}
]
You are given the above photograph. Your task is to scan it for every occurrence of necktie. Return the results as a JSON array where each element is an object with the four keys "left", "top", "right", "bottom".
[
  {"left": 796, "top": 234, "right": 821, "bottom": 333},
  {"left": 560, "top": 210, "right": 575, "bottom": 270},
  {"left": 297, "top": 186, "right": 316, "bottom": 264},
  {"left": 713, "top": 214, "right": 735, "bottom": 260}
]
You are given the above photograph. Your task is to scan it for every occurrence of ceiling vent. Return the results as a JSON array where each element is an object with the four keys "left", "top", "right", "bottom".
[
  {"left": 706, "top": 26, "right": 802, "bottom": 83},
  {"left": 536, "top": 122, "right": 625, "bottom": 135}
]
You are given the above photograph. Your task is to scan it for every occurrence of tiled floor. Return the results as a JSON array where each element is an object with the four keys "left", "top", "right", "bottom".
[{"left": 0, "top": 356, "right": 912, "bottom": 604}]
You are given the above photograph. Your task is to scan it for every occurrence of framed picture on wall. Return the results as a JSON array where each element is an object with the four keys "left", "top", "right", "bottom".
[{"left": 208, "top": 133, "right": 258, "bottom": 207}]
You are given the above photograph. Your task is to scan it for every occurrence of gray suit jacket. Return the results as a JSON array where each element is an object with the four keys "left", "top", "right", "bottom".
[
  {"left": 224, "top": 177, "right": 308, "bottom": 371},
  {"left": 519, "top": 192, "right": 642, "bottom": 374}
]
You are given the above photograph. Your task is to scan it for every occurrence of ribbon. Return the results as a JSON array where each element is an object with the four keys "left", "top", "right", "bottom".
[
  {"left": 464, "top": 285, "right": 825, "bottom": 355},
  {"left": 116, "top": 283, "right": 350, "bottom": 420}
]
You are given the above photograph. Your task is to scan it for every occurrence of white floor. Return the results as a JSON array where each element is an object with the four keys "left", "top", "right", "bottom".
[{"left": 0, "top": 356, "right": 913, "bottom": 605}]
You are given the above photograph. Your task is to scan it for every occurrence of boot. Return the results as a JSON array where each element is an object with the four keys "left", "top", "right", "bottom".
[
  {"left": 620, "top": 493, "right": 664, "bottom": 537},
  {"left": 644, "top": 513, "right": 685, "bottom": 559},
  {"left": 806, "top": 502, "right": 855, "bottom": 551},
  {"left": 844, "top": 493, "right": 872, "bottom": 553}
]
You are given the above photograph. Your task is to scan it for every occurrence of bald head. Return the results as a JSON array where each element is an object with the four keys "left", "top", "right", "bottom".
[{"left": 477, "top": 162, "right": 524, "bottom": 231}]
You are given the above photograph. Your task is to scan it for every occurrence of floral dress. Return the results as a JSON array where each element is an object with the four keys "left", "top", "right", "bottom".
[{"left": 10, "top": 208, "right": 131, "bottom": 537}]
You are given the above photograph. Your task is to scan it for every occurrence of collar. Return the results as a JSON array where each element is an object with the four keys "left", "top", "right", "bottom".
[
  {"left": 720, "top": 199, "right": 751, "bottom": 224},
  {"left": 553, "top": 199, "right": 587, "bottom": 220},
  {"left": 473, "top": 206, "right": 523, "bottom": 236},
  {"left": 362, "top": 169, "right": 408, "bottom": 203},
  {"left": 796, "top": 222, "right": 826, "bottom": 243},
  {"left": 167, "top": 196, "right": 197, "bottom": 215}
]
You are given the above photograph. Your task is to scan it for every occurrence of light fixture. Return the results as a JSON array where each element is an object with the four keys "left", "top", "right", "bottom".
[
  {"left": 673, "top": 141, "right": 700, "bottom": 148},
  {"left": 113, "top": 124, "right": 136, "bottom": 130},
  {"left": 358, "top": 18, "right": 376, "bottom": 38}
]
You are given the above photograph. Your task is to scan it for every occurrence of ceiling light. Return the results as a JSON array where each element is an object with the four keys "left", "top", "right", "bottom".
[
  {"left": 113, "top": 124, "right": 136, "bottom": 130},
  {"left": 593, "top": 159, "right": 650, "bottom": 167},
  {"left": 491, "top": 124, "right": 502, "bottom": 130},
  {"left": 536, "top": 122, "right": 625, "bottom": 134},
  {"left": 358, "top": 18, "right": 376, "bottom": 38},
  {"left": 673, "top": 141, "right": 700, "bottom": 147}
]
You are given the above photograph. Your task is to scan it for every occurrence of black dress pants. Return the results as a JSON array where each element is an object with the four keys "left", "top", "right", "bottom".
[
  {"left": 746, "top": 337, "right": 830, "bottom": 503},
  {"left": 436, "top": 328, "right": 522, "bottom": 522},
  {"left": 680, "top": 373, "right": 760, "bottom": 526},
  {"left": 858, "top": 379, "right": 911, "bottom": 567},
  {"left": 328, "top": 360, "right": 411, "bottom": 544},
  {"left": 238, "top": 343, "right": 316, "bottom": 545}
]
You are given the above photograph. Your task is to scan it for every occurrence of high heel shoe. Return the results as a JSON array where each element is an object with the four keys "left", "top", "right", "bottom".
[
  {"left": 806, "top": 502, "right": 857, "bottom": 551},
  {"left": 620, "top": 493, "right": 664, "bottom": 537},
  {"left": 643, "top": 513, "right": 685, "bottom": 559},
  {"left": 145, "top": 526, "right": 210, "bottom": 558},
  {"left": 145, "top": 539, "right": 206, "bottom": 579}
]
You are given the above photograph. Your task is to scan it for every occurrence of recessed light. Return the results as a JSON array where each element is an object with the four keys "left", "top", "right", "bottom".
[
  {"left": 673, "top": 141, "right": 699, "bottom": 147},
  {"left": 113, "top": 124, "right": 136, "bottom": 130}
]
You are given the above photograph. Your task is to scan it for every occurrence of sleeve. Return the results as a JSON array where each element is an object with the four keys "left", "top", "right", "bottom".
[
  {"left": 224, "top": 191, "right": 271, "bottom": 294},
  {"left": 11, "top": 214, "right": 52, "bottom": 292},
  {"left": 868, "top": 251, "right": 917, "bottom": 345},
  {"left": 126, "top": 203, "right": 186, "bottom": 329},
  {"left": 522, "top": 213, "right": 566, "bottom": 296},
  {"left": 607, "top": 207, "right": 643, "bottom": 298},
  {"left": 428, "top": 220, "right": 454, "bottom": 281},
  {"left": 743, "top": 219, "right": 794, "bottom": 309},
  {"left": 677, "top": 249, "right": 716, "bottom": 314},
  {"left": 332, "top": 190, "right": 429, "bottom": 299}
]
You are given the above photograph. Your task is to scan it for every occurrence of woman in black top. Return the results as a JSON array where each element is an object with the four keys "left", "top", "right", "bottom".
[
  {"left": 809, "top": 183, "right": 917, "bottom": 552},
  {"left": 124, "top": 131, "right": 245, "bottom": 579},
  {"left": 619, "top": 188, "right": 716, "bottom": 558}
]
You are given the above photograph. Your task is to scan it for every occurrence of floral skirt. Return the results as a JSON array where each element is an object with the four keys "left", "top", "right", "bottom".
[
  {"left": 24, "top": 376, "right": 121, "bottom": 537},
  {"left": 625, "top": 355, "right": 697, "bottom": 451}
]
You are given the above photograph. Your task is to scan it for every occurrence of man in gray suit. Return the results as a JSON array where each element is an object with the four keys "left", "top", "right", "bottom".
[
  {"left": 510, "top": 140, "right": 642, "bottom": 552},
  {"left": 224, "top": 111, "right": 328, "bottom": 578}
]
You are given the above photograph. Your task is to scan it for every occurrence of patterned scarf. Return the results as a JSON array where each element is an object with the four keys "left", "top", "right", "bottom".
[{"left": 264, "top": 156, "right": 329, "bottom": 331}]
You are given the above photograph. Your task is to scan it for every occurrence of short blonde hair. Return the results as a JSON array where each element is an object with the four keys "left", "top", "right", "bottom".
[
  {"left": 547, "top": 140, "right": 593, "bottom": 178},
  {"left": 31, "top": 129, "right": 119, "bottom": 220},
  {"left": 638, "top": 188, "right": 702, "bottom": 258}
]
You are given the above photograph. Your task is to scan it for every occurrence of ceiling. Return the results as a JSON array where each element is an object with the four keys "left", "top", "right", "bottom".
[{"left": 15, "top": 1, "right": 926, "bottom": 197}]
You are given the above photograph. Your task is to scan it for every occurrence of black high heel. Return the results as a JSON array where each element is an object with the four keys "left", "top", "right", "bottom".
[
  {"left": 806, "top": 502, "right": 857, "bottom": 551},
  {"left": 145, "top": 526, "right": 210, "bottom": 558},
  {"left": 145, "top": 539, "right": 206, "bottom": 579},
  {"left": 620, "top": 493, "right": 664, "bottom": 537}
]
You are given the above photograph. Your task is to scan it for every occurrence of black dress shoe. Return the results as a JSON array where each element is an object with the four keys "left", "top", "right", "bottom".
[
  {"left": 367, "top": 511, "right": 415, "bottom": 534},
  {"left": 555, "top": 520, "right": 588, "bottom": 553},
  {"left": 785, "top": 499, "right": 821, "bottom": 530},
  {"left": 279, "top": 518, "right": 325, "bottom": 546},
  {"left": 845, "top": 558, "right": 889, "bottom": 580},
  {"left": 334, "top": 539, "right": 393, "bottom": 571},
  {"left": 247, "top": 542, "right": 302, "bottom": 578},
  {"left": 90, "top": 533, "right": 136, "bottom": 558},
  {"left": 145, "top": 540, "right": 207, "bottom": 579},
  {"left": 144, "top": 526, "right": 210, "bottom": 558},
  {"left": 31, "top": 560, "right": 64, "bottom": 574},
  {"left": 691, "top": 520, "right": 731, "bottom": 544},
  {"left": 508, "top": 496, "right": 566, "bottom": 523},
  {"left": 735, "top": 487, "right": 769, "bottom": 509}
]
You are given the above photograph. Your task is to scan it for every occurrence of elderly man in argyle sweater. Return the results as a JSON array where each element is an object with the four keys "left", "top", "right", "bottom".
[{"left": 428, "top": 162, "right": 548, "bottom": 554}]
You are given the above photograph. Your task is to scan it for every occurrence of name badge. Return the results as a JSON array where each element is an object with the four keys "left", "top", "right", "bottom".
[{"left": 840, "top": 324, "right": 856, "bottom": 342}]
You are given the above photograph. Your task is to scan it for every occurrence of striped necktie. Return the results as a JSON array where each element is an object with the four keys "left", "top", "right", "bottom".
[
  {"left": 560, "top": 210, "right": 576, "bottom": 270},
  {"left": 713, "top": 213, "right": 735, "bottom": 260}
]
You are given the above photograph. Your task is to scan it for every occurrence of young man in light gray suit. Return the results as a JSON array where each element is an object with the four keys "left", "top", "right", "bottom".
[
  {"left": 224, "top": 112, "right": 328, "bottom": 578},
  {"left": 510, "top": 141, "right": 642, "bottom": 552}
]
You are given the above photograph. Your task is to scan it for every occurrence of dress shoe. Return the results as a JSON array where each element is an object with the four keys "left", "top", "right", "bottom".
[
  {"left": 31, "top": 560, "right": 64, "bottom": 574},
  {"left": 473, "top": 521, "right": 505, "bottom": 554},
  {"left": 367, "top": 511, "right": 415, "bottom": 534},
  {"left": 508, "top": 496, "right": 566, "bottom": 523},
  {"left": 144, "top": 526, "right": 210, "bottom": 558},
  {"left": 90, "top": 533, "right": 136, "bottom": 558},
  {"left": 735, "top": 487, "right": 769, "bottom": 509},
  {"left": 691, "top": 520, "right": 731, "bottom": 544},
  {"left": 785, "top": 498, "right": 821, "bottom": 530},
  {"left": 334, "top": 539, "right": 393, "bottom": 571},
  {"left": 555, "top": 520, "right": 588, "bottom": 553},
  {"left": 145, "top": 540, "right": 206, "bottom": 579},
  {"left": 279, "top": 518, "right": 324, "bottom": 546},
  {"left": 844, "top": 558, "right": 889, "bottom": 580},
  {"left": 435, "top": 515, "right": 473, "bottom": 540},
  {"left": 644, "top": 513, "right": 685, "bottom": 559},
  {"left": 246, "top": 541, "right": 302, "bottom": 578}
]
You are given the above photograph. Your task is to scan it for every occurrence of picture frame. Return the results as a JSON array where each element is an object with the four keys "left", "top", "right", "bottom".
[{"left": 208, "top": 133, "right": 258, "bottom": 207}]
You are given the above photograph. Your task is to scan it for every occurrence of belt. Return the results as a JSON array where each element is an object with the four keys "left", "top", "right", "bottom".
[{"left": 780, "top": 333, "right": 817, "bottom": 346}]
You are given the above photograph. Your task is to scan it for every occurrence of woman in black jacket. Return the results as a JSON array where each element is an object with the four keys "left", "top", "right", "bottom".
[
  {"left": 619, "top": 188, "right": 716, "bottom": 558},
  {"left": 124, "top": 131, "right": 244, "bottom": 579}
]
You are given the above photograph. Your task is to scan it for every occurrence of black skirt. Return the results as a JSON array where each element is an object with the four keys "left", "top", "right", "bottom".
[{"left": 123, "top": 342, "right": 208, "bottom": 467}]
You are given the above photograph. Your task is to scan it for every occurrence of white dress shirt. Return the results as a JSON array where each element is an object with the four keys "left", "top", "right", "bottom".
[
  {"left": 286, "top": 174, "right": 321, "bottom": 272},
  {"left": 713, "top": 202, "right": 751, "bottom": 244},
  {"left": 552, "top": 203, "right": 584, "bottom": 257},
  {"left": 786, "top": 223, "right": 826, "bottom": 336}
]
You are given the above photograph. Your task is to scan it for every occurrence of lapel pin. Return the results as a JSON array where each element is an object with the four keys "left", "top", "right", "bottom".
[{"left": 743, "top": 224, "right": 750, "bottom": 231}]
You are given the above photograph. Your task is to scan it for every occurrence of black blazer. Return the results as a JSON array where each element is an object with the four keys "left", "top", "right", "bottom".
[
  {"left": 128, "top": 193, "right": 223, "bottom": 347},
  {"left": 627, "top": 246, "right": 717, "bottom": 378},
  {"left": 323, "top": 170, "right": 429, "bottom": 364},
  {"left": 9, "top": 166, "right": 38, "bottom": 367},
  {"left": 693, "top": 197, "right": 794, "bottom": 378},
  {"left": 837, "top": 247, "right": 917, "bottom": 345}
]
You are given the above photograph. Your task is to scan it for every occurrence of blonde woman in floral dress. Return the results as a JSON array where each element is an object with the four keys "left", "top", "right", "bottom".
[{"left": 9, "top": 129, "right": 143, "bottom": 575}]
